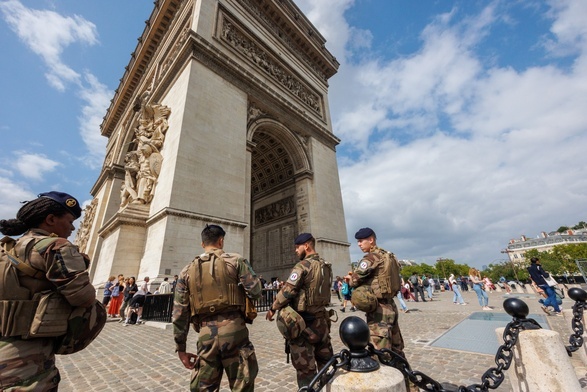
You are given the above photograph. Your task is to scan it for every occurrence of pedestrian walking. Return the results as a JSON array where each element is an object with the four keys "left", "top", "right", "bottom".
[
  {"left": 527, "top": 257, "right": 561, "bottom": 316},
  {"left": 449, "top": 274, "right": 466, "bottom": 305}
]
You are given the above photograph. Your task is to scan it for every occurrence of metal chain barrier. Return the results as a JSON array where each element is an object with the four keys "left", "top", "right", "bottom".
[
  {"left": 297, "top": 291, "right": 587, "bottom": 392},
  {"left": 374, "top": 318, "right": 541, "bottom": 392},
  {"left": 566, "top": 289, "right": 587, "bottom": 355},
  {"left": 299, "top": 349, "right": 351, "bottom": 392}
]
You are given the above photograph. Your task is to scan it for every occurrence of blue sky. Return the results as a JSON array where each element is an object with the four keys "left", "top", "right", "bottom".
[{"left": 1, "top": 0, "right": 586, "bottom": 269}]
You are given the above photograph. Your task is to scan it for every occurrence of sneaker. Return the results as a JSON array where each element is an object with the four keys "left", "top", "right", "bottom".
[
  {"left": 540, "top": 305, "right": 551, "bottom": 315},
  {"left": 482, "top": 306, "right": 492, "bottom": 310},
  {"left": 552, "top": 311, "right": 562, "bottom": 316},
  {"left": 404, "top": 309, "right": 410, "bottom": 313},
  {"left": 340, "top": 308, "right": 346, "bottom": 312},
  {"left": 350, "top": 306, "right": 357, "bottom": 312},
  {"left": 460, "top": 303, "right": 467, "bottom": 306}
]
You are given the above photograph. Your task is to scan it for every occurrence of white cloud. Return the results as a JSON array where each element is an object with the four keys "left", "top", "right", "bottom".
[
  {"left": 299, "top": 1, "right": 587, "bottom": 266},
  {"left": 14, "top": 153, "right": 60, "bottom": 181},
  {"left": 0, "top": 176, "right": 35, "bottom": 219},
  {"left": 1, "top": 1, "right": 108, "bottom": 169},
  {"left": 0, "top": 0, "right": 98, "bottom": 91},
  {"left": 77, "top": 72, "right": 109, "bottom": 167}
]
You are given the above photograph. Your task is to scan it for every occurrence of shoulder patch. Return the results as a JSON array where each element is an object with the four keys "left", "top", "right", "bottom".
[
  {"left": 359, "top": 261, "right": 368, "bottom": 269},
  {"left": 289, "top": 272, "right": 299, "bottom": 281}
]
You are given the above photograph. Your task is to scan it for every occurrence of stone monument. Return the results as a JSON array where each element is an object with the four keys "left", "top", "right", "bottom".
[{"left": 79, "top": 0, "right": 351, "bottom": 287}]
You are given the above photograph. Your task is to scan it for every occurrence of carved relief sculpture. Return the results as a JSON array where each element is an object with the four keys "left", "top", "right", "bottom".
[
  {"left": 220, "top": 17, "right": 322, "bottom": 115},
  {"left": 120, "top": 89, "right": 171, "bottom": 208},
  {"left": 75, "top": 197, "right": 98, "bottom": 253}
]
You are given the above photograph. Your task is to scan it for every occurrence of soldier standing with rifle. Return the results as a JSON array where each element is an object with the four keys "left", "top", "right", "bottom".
[
  {"left": 266, "top": 233, "right": 334, "bottom": 389},
  {"left": 172, "top": 224, "right": 262, "bottom": 391}
]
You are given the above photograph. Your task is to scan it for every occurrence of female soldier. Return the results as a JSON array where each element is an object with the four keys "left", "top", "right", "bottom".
[{"left": 0, "top": 191, "right": 102, "bottom": 391}]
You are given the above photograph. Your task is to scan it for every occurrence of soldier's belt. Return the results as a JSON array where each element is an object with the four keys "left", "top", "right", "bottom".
[{"left": 198, "top": 309, "right": 243, "bottom": 326}]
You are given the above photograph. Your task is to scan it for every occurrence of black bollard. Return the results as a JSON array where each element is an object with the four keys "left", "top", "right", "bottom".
[
  {"left": 503, "top": 297, "right": 529, "bottom": 318},
  {"left": 339, "top": 316, "right": 379, "bottom": 372},
  {"left": 568, "top": 287, "right": 587, "bottom": 302}
]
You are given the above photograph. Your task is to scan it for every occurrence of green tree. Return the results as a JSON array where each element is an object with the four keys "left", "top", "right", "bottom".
[
  {"left": 557, "top": 226, "right": 569, "bottom": 233},
  {"left": 434, "top": 258, "right": 470, "bottom": 279},
  {"left": 400, "top": 265, "right": 423, "bottom": 279},
  {"left": 523, "top": 244, "right": 587, "bottom": 275},
  {"left": 572, "top": 221, "right": 587, "bottom": 230}
]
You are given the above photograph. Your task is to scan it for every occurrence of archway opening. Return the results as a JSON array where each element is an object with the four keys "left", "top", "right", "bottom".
[{"left": 250, "top": 129, "right": 298, "bottom": 281}]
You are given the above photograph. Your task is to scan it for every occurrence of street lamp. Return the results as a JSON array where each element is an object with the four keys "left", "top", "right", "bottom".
[
  {"left": 436, "top": 257, "right": 447, "bottom": 280},
  {"left": 501, "top": 249, "right": 519, "bottom": 281}
]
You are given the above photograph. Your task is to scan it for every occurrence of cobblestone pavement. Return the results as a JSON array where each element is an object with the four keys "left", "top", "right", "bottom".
[{"left": 56, "top": 288, "right": 587, "bottom": 391}]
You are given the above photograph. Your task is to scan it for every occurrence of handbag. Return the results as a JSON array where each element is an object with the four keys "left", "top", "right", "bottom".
[{"left": 544, "top": 274, "right": 558, "bottom": 287}]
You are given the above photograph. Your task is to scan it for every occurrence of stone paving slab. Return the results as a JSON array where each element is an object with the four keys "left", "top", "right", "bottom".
[{"left": 55, "top": 288, "right": 587, "bottom": 391}]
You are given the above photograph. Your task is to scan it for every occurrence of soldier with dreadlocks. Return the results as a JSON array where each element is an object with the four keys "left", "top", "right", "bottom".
[{"left": 0, "top": 191, "right": 105, "bottom": 392}]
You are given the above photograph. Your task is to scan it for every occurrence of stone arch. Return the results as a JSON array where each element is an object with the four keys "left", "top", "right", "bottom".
[
  {"left": 247, "top": 118, "right": 312, "bottom": 279},
  {"left": 247, "top": 118, "right": 312, "bottom": 181}
]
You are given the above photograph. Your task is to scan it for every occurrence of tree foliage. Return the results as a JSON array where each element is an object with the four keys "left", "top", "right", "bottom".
[{"left": 400, "top": 258, "right": 471, "bottom": 280}]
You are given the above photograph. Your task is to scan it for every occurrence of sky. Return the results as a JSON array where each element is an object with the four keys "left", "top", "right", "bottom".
[{"left": 1, "top": 0, "right": 586, "bottom": 269}]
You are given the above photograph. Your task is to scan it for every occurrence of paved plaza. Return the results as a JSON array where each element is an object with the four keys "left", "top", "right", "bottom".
[{"left": 55, "top": 288, "right": 587, "bottom": 391}]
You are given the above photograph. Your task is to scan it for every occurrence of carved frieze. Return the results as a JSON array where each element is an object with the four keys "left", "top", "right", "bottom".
[
  {"left": 157, "top": 14, "right": 192, "bottom": 87},
  {"left": 235, "top": 0, "right": 331, "bottom": 81},
  {"left": 254, "top": 196, "right": 296, "bottom": 225},
  {"left": 219, "top": 13, "right": 322, "bottom": 116}
]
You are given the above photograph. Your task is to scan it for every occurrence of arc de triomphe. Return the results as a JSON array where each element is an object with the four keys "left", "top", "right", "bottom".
[{"left": 77, "top": 0, "right": 351, "bottom": 288}]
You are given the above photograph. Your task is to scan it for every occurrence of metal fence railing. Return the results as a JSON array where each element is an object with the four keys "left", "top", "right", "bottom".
[
  {"left": 142, "top": 293, "right": 174, "bottom": 322},
  {"left": 142, "top": 289, "right": 280, "bottom": 323}
]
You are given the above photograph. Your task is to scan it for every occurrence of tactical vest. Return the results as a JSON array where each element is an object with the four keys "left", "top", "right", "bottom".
[
  {"left": 0, "top": 235, "right": 62, "bottom": 337},
  {"left": 293, "top": 256, "right": 332, "bottom": 311},
  {"left": 187, "top": 250, "right": 246, "bottom": 316},
  {"left": 372, "top": 251, "right": 401, "bottom": 300}
]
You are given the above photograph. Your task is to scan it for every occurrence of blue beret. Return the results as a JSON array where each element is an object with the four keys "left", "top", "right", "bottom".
[
  {"left": 354, "top": 227, "right": 375, "bottom": 239},
  {"left": 39, "top": 191, "right": 82, "bottom": 219},
  {"left": 294, "top": 233, "right": 313, "bottom": 245}
]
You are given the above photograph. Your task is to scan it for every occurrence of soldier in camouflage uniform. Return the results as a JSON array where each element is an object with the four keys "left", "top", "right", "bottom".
[
  {"left": 266, "top": 233, "right": 334, "bottom": 388},
  {"left": 173, "top": 224, "right": 262, "bottom": 391},
  {"left": 350, "top": 227, "right": 405, "bottom": 356},
  {"left": 0, "top": 192, "right": 103, "bottom": 392}
]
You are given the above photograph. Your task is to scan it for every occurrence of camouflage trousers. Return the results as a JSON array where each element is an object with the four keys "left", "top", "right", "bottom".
[
  {"left": 191, "top": 311, "right": 258, "bottom": 392},
  {"left": 0, "top": 337, "right": 60, "bottom": 391},
  {"left": 366, "top": 301, "right": 405, "bottom": 356},
  {"left": 289, "top": 315, "right": 333, "bottom": 388}
]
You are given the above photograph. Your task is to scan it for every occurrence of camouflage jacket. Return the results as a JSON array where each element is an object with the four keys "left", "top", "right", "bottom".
[
  {"left": 172, "top": 248, "right": 261, "bottom": 352},
  {"left": 272, "top": 253, "right": 331, "bottom": 314},
  {"left": 351, "top": 246, "right": 400, "bottom": 300},
  {"left": 6, "top": 228, "right": 95, "bottom": 307}
]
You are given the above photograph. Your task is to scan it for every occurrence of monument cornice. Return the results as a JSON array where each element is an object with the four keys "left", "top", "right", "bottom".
[
  {"left": 98, "top": 204, "right": 150, "bottom": 237},
  {"left": 227, "top": 0, "right": 339, "bottom": 81},
  {"left": 147, "top": 207, "right": 248, "bottom": 229},
  {"left": 100, "top": 0, "right": 184, "bottom": 138},
  {"left": 90, "top": 164, "right": 125, "bottom": 195},
  {"left": 316, "top": 237, "right": 351, "bottom": 248}
]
